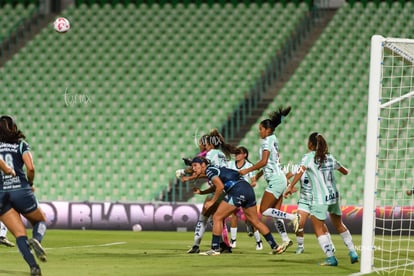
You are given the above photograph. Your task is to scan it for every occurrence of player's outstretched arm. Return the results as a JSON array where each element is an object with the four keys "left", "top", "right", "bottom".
[
  {"left": 337, "top": 166, "right": 349, "bottom": 175},
  {"left": 240, "top": 151, "right": 269, "bottom": 175}
]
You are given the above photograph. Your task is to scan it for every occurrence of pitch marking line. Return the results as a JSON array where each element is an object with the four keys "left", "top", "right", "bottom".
[{"left": 45, "top": 241, "right": 127, "bottom": 250}]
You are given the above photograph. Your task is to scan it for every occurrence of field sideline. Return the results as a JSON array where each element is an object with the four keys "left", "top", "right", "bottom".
[{"left": 0, "top": 230, "right": 388, "bottom": 275}]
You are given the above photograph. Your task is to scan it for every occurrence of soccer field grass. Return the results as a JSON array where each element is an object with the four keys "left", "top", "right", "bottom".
[{"left": 0, "top": 230, "right": 391, "bottom": 275}]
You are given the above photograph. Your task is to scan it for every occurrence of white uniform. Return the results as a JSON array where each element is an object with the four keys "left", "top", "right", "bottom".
[
  {"left": 299, "top": 151, "right": 343, "bottom": 220},
  {"left": 260, "top": 134, "right": 287, "bottom": 198},
  {"left": 206, "top": 149, "right": 228, "bottom": 167},
  {"left": 227, "top": 159, "right": 255, "bottom": 183}
]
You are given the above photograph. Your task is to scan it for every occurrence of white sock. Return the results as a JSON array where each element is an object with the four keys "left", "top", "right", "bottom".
[
  {"left": 253, "top": 230, "right": 261, "bottom": 242},
  {"left": 340, "top": 230, "right": 356, "bottom": 252},
  {"left": 194, "top": 215, "right": 208, "bottom": 246},
  {"left": 273, "top": 218, "right": 289, "bottom": 242},
  {"left": 263, "top": 208, "right": 296, "bottom": 220},
  {"left": 317, "top": 234, "right": 334, "bottom": 257},
  {"left": 230, "top": 227, "right": 237, "bottom": 240},
  {"left": 0, "top": 222, "right": 7, "bottom": 237},
  {"left": 296, "top": 236, "right": 304, "bottom": 248},
  {"left": 326, "top": 232, "right": 335, "bottom": 252}
]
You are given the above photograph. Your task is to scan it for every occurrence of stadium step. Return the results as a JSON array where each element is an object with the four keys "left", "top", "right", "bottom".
[{"left": 0, "top": 12, "right": 56, "bottom": 67}]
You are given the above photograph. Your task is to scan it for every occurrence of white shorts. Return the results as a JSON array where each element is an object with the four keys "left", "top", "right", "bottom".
[
  {"left": 264, "top": 174, "right": 287, "bottom": 199},
  {"left": 310, "top": 201, "right": 342, "bottom": 221},
  {"left": 297, "top": 200, "right": 311, "bottom": 214}
]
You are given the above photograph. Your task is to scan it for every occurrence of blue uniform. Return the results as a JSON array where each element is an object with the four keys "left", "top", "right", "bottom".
[
  {"left": 0, "top": 140, "right": 38, "bottom": 215},
  {"left": 205, "top": 166, "right": 256, "bottom": 208}
]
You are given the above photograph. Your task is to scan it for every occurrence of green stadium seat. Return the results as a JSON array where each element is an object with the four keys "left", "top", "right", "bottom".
[
  {"left": 1, "top": 1, "right": 314, "bottom": 203},
  {"left": 237, "top": 0, "right": 414, "bottom": 205}
]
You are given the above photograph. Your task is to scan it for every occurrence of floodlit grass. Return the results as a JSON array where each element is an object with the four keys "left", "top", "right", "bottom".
[{"left": 0, "top": 230, "right": 408, "bottom": 275}]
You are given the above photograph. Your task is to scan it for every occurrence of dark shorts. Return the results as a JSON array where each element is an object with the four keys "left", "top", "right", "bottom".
[
  {"left": 224, "top": 180, "right": 256, "bottom": 209},
  {"left": 0, "top": 189, "right": 39, "bottom": 216}
]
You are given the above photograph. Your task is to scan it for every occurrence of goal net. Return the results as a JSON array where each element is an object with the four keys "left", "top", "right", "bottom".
[{"left": 361, "top": 35, "right": 414, "bottom": 275}]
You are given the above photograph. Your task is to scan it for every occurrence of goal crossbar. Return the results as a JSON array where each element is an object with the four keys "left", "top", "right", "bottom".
[{"left": 384, "top": 40, "right": 414, "bottom": 64}]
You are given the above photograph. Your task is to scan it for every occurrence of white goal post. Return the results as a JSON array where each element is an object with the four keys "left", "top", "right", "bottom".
[{"left": 361, "top": 35, "right": 414, "bottom": 274}]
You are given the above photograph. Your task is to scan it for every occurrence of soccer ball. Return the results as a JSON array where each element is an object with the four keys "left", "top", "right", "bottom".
[
  {"left": 53, "top": 17, "right": 70, "bottom": 33},
  {"left": 132, "top": 224, "right": 142, "bottom": 232}
]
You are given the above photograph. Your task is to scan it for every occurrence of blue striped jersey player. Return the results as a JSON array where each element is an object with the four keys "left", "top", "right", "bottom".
[{"left": 190, "top": 157, "right": 285, "bottom": 256}]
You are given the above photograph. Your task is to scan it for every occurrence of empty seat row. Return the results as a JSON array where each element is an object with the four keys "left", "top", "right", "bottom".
[{"left": 4, "top": 1, "right": 410, "bottom": 205}]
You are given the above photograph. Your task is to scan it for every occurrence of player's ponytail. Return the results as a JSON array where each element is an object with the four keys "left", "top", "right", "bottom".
[
  {"left": 208, "top": 129, "right": 223, "bottom": 147},
  {"left": 208, "top": 128, "right": 238, "bottom": 159},
  {"left": 309, "top": 132, "right": 328, "bottom": 168},
  {"left": 261, "top": 106, "right": 291, "bottom": 132}
]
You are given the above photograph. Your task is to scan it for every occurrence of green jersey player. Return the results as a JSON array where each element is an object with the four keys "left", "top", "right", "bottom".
[
  {"left": 286, "top": 164, "right": 334, "bottom": 255},
  {"left": 240, "top": 107, "right": 299, "bottom": 252},
  {"left": 284, "top": 132, "right": 358, "bottom": 266}
]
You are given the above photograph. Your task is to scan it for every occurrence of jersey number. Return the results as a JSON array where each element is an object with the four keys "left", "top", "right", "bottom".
[{"left": 0, "top": 153, "right": 14, "bottom": 176}]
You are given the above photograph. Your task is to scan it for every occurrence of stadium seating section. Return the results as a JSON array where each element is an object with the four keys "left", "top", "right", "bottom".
[
  {"left": 0, "top": 3, "right": 37, "bottom": 41},
  {"left": 0, "top": 1, "right": 412, "bottom": 205},
  {"left": 239, "top": 0, "right": 414, "bottom": 206},
  {"left": 0, "top": 1, "right": 309, "bottom": 202}
]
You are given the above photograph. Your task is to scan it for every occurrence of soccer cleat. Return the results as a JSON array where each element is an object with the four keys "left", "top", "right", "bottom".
[
  {"left": 29, "top": 238, "right": 47, "bottom": 262},
  {"left": 219, "top": 242, "right": 232, "bottom": 253},
  {"left": 230, "top": 239, "right": 237, "bottom": 248},
  {"left": 349, "top": 251, "right": 359, "bottom": 264},
  {"left": 280, "top": 240, "right": 293, "bottom": 253},
  {"left": 320, "top": 256, "right": 338, "bottom": 266},
  {"left": 271, "top": 245, "right": 285, "bottom": 255},
  {"left": 291, "top": 214, "right": 301, "bottom": 233},
  {"left": 187, "top": 245, "right": 200, "bottom": 254},
  {"left": 30, "top": 265, "right": 42, "bottom": 276},
  {"left": 256, "top": 241, "right": 263, "bottom": 250},
  {"left": 199, "top": 249, "right": 221, "bottom": 256},
  {"left": 295, "top": 246, "right": 304, "bottom": 254},
  {"left": 0, "top": 237, "right": 15, "bottom": 247}
]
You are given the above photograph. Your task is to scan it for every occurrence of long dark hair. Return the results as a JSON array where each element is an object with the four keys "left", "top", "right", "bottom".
[
  {"left": 208, "top": 128, "right": 238, "bottom": 159},
  {"left": 260, "top": 106, "right": 291, "bottom": 132},
  {"left": 236, "top": 146, "right": 251, "bottom": 164},
  {"left": 309, "top": 132, "right": 328, "bottom": 168},
  {"left": 0, "top": 115, "right": 25, "bottom": 143}
]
